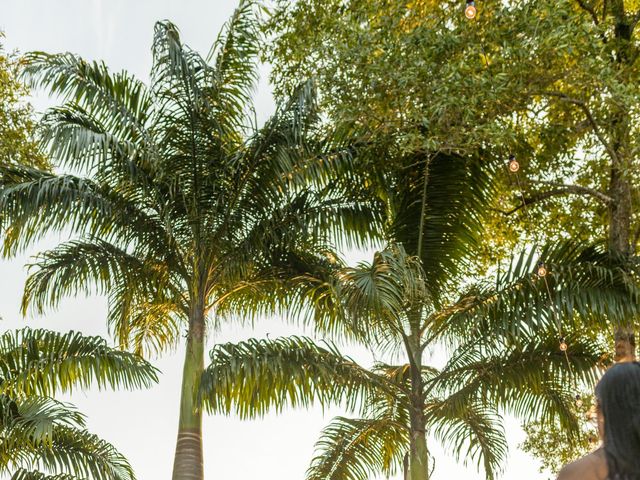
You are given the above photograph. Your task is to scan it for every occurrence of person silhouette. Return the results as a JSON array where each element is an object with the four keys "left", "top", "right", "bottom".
[{"left": 557, "top": 362, "right": 640, "bottom": 480}]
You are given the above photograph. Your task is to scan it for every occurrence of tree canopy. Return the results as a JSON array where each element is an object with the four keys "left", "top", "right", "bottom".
[{"left": 0, "top": 34, "right": 47, "bottom": 169}]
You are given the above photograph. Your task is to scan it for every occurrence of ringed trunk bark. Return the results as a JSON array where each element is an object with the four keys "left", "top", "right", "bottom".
[{"left": 171, "top": 306, "right": 205, "bottom": 480}]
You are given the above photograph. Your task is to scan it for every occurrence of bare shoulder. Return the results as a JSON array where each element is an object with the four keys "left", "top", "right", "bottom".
[{"left": 557, "top": 449, "right": 607, "bottom": 480}]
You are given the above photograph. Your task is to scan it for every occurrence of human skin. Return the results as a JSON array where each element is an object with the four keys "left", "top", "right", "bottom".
[{"left": 556, "top": 398, "right": 607, "bottom": 479}]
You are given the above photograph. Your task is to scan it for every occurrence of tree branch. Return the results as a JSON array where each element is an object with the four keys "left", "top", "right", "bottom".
[
  {"left": 576, "top": 0, "right": 600, "bottom": 25},
  {"left": 633, "top": 225, "right": 640, "bottom": 255},
  {"left": 499, "top": 183, "right": 612, "bottom": 215},
  {"left": 631, "top": 9, "right": 640, "bottom": 30},
  {"left": 536, "top": 91, "right": 619, "bottom": 163}
]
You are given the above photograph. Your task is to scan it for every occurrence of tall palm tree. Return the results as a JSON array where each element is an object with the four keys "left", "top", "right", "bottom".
[
  {"left": 0, "top": 2, "right": 376, "bottom": 479},
  {"left": 0, "top": 328, "right": 157, "bottom": 479},
  {"left": 198, "top": 153, "right": 639, "bottom": 480}
]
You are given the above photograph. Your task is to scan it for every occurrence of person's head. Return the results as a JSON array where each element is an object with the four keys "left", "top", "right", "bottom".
[
  {"left": 595, "top": 362, "right": 640, "bottom": 479},
  {"left": 614, "top": 330, "right": 636, "bottom": 363}
]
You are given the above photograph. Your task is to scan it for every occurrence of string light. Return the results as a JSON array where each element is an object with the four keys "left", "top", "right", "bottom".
[
  {"left": 465, "top": 0, "right": 477, "bottom": 19},
  {"left": 536, "top": 261, "right": 548, "bottom": 278},
  {"left": 575, "top": 394, "right": 583, "bottom": 408},
  {"left": 508, "top": 154, "right": 520, "bottom": 173},
  {"left": 559, "top": 337, "right": 568, "bottom": 352}
]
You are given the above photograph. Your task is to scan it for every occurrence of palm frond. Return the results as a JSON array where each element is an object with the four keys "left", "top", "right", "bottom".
[
  {"left": 21, "top": 239, "right": 175, "bottom": 315},
  {"left": 425, "top": 399, "right": 507, "bottom": 480},
  {"left": 199, "top": 336, "right": 392, "bottom": 418},
  {"left": 438, "top": 241, "right": 640, "bottom": 342},
  {"left": 0, "top": 426, "right": 134, "bottom": 480},
  {"left": 336, "top": 244, "right": 428, "bottom": 344},
  {"left": 0, "top": 329, "right": 158, "bottom": 397},
  {"left": 11, "top": 469, "right": 75, "bottom": 480},
  {"left": 432, "top": 327, "right": 608, "bottom": 431},
  {"left": 2, "top": 396, "right": 86, "bottom": 449},
  {"left": 21, "top": 51, "right": 152, "bottom": 154},
  {"left": 306, "top": 416, "right": 408, "bottom": 480},
  {"left": 207, "top": 0, "right": 260, "bottom": 129},
  {"left": 0, "top": 166, "right": 172, "bottom": 259},
  {"left": 388, "top": 153, "right": 497, "bottom": 304}
]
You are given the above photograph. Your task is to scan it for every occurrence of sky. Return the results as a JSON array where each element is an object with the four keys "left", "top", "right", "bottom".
[{"left": 0, "top": 1, "right": 549, "bottom": 479}]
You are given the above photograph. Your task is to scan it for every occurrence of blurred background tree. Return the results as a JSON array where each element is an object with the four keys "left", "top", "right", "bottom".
[
  {"left": 0, "top": 33, "right": 47, "bottom": 169},
  {"left": 521, "top": 392, "right": 599, "bottom": 478}
]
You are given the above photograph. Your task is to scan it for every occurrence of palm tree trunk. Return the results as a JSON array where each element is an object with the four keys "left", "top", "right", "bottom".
[
  {"left": 172, "top": 305, "right": 205, "bottom": 480},
  {"left": 409, "top": 412, "right": 429, "bottom": 480},
  {"left": 407, "top": 326, "right": 429, "bottom": 480}
]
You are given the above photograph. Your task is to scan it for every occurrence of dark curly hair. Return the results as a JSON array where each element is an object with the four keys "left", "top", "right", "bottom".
[{"left": 595, "top": 362, "right": 640, "bottom": 480}]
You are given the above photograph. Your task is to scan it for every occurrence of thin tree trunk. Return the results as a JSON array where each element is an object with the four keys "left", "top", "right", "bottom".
[
  {"left": 409, "top": 410, "right": 429, "bottom": 480},
  {"left": 407, "top": 328, "right": 429, "bottom": 480},
  {"left": 403, "top": 452, "right": 410, "bottom": 480},
  {"left": 607, "top": 3, "right": 636, "bottom": 362},
  {"left": 608, "top": 163, "right": 632, "bottom": 256},
  {"left": 172, "top": 304, "right": 205, "bottom": 480}
]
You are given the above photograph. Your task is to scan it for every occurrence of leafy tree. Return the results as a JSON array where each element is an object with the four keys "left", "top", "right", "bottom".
[
  {"left": 266, "top": 6, "right": 640, "bottom": 473},
  {"left": 521, "top": 393, "right": 599, "bottom": 478},
  {"left": 0, "top": 33, "right": 47, "bottom": 169},
  {"left": 199, "top": 154, "right": 638, "bottom": 480},
  {"left": 265, "top": 0, "right": 640, "bottom": 351},
  {"left": 0, "top": 2, "right": 375, "bottom": 479},
  {"left": 0, "top": 328, "right": 158, "bottom": 479}
]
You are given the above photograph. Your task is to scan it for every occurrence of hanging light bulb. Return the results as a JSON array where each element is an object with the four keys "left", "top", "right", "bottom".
[
  {"left": 507, "top": 154, "right": 519, "bottom": 173},
  {"left": 465, "top": 0, "right": 477, "bottom": 19},
  {"left": 559, "top": 337, "right": 568, "bottom": 351},
  {"left": 575, "top": 394, "right": 583, "bottom": 408},
  {"left": 536, "top": 261, "right": 548, "bottom": 277}
]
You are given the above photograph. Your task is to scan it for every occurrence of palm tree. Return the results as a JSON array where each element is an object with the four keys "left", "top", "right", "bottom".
[
  {"left": 0, "top": 328, "right": 157, "bottom": 479},
  {"left": 0, "top": 2, "right": 375, "bottom": 478},
  {"left": 198, "top": 153, "right": 639, "bottom": 480}
]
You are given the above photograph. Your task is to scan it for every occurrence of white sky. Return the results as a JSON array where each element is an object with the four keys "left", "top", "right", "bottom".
[{"left": 0, "top": 1, "right": 549, "bottom": 479}]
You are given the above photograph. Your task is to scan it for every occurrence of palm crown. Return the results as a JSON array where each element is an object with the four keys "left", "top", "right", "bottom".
[{"left": 0, "top": 2, "right": 376, "bottom": 478}]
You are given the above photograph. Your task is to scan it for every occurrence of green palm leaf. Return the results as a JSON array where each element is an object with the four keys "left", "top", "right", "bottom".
[
  {"left": 387, "top": 153, "right": 497, "bottom": 303},
  {"left": 11, "top": 469, "right": 75, "bottom": 480},
  {"left": 199, "top": 336, "right": 390, "bottom": 418},
  {"left": 306, "top": 416, "right": 409, "bottom": 480},
  {"left": 0, "top": 426, "right": 134, "bottom": 480},
  {"left": 425, "top": 399, "right": 507, "bottom": 480},
  {"left": 0, "top": 329, "right": 158, "bottom": 397},
  {"left": 439, "top": 241, "right": 640, "bottom": 342}
]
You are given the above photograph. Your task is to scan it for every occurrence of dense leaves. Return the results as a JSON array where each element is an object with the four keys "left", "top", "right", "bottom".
[{"left": 0, "top": 34, "right": 47, "bottom": 169}]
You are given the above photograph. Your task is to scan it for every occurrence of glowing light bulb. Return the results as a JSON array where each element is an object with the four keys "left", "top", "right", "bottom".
[
  {"left": 536, "top": 261, "right": 548, "bottom": 277},
  {"left": 559, "top": 337, "right": 568, "bottom": 352},
  {"left": 575, "top": 394, "right": 583, "bottom": 408},
  {"left": 465, "top": 1, "right": 477, "bottom": 19},
  {"left": 508, "top": 155, "right": 519, "bottom": 173}
]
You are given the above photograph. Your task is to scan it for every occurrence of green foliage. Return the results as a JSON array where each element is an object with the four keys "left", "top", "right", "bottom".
[
  {"left": 265, "top": 0, "right": 640, "bottom": 253},
  {"left": 521, "top": 393, "right": 599, "bottom": 478},
  {"left": 199, "top": 336, "right": 387, "bottom": 418},
  {"left": 199, "top": 141, "right": 639, "bottom": 479},
  {"left": 0, "top": 2, "right": 382, "bottom": 477},
  {"left": 0, "top": 328, "right": 158, "bottom": 479},
  {"left": 0, "top": 34, "right": 47, "bottom": 169},
  {"left": 0, "top": 6, "right": 378, "bottom": 357}
]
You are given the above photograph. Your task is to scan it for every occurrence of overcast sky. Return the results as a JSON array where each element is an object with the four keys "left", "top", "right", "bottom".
[{"left": 0, "top": 1, "right": 548, "bottom": 479}]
